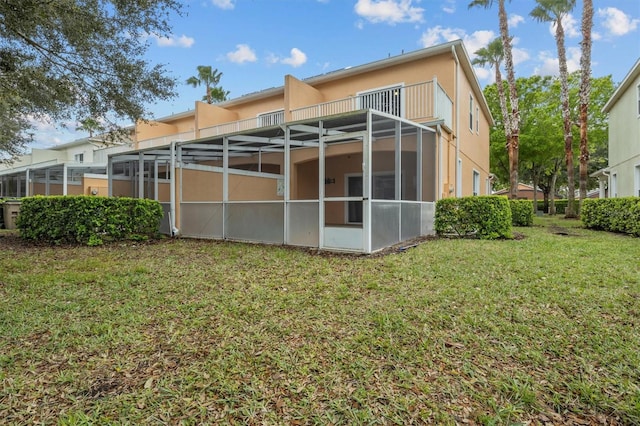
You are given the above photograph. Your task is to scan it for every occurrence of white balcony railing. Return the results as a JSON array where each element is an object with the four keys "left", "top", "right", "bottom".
[
  {"left": 199, "top": 117, "right": 268, "bottom": 139},
  {"left": 137, "top": 131, "right": 195, "bottom": 150},
  {"left": 135, "top": 80, "right": 453, "bottom": 147},
  {"left": 291, "top": 80, "right": 453, "bottom": 128}
]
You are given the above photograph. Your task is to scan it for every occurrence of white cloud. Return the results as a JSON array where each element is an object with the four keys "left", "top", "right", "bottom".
[
  {"left": 598, "top": 7, "right": 639, "bottom": 36},
  {"left": 212, "top": 0, "right": 234, "bottom": 10},
  {"left": 419, "top": 26, "right": 495, "bottom": 59},
  {"left": 270, "top": 48, "right": 308, "bottom": 68},
  {"left": 27, "top": 116, "right": 78, "bottom": 148},
  {"left": 152, "top": 34, "right": 195, "bottom": 48},
  {"left": 534, "top": 46, "right": 581, "bottom": 76},
  {"left": 549, "top": 13, "right": 580, "bottom": 38},
  {"left": 474, "top": 66, "right": 492, "bottom": 82},
  {"left": 442, "top": 0, "right": 455, "bottom": 14},
  {"left": 511, "top": 47, "right": 530, "bottom": 66},
  {"left": 354, "top": 0, "right": 424, "bottom": 25},
  {"left": 281, "top": 48, "right": 308, "bottom": 67},
  {"left": 508, "top": 14, "right": 524, "bottom": 28},
  {"left": 420, "top": 26, "right": 464, "bottom": 47},
  {"left": 464, "top": 30, "right": 496, "bottom": 58},
  {"left": 226, "top": 44, "right": 257, "bottom": 64}
]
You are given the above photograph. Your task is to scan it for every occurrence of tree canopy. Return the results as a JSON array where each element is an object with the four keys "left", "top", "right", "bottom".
[
  {"left": 0, "top": 0, "right": 183, "bottom": 158},
  {"left": 484, "top": 73, "right": 614, "bottom": 202}
]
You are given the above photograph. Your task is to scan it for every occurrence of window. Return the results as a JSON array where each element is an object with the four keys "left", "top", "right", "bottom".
[
  {"left": 472, "top": 170, "right": 480, "bottom": 196},
  {"left": 476, "top": 106, "right": 480, "bottom": 133},
  {"left": 635, "top": 165, "right": 640, "bottom": 197},
  {"left": 74, "top": 153, "right": 84, "bottom": 163},
  {"left": 469, "top": 94, "right": 474, "bottom": 131},
  {"left": 257, "top": 109, "right": 284, "bottom": 127},
  {"left": 358, "top": 85, "right": 403, "bottom": 117},
  {"left": 637, "top": 84, "right": 640, "bottom": 116}
]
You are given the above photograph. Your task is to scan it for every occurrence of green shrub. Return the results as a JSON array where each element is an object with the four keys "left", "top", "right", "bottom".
[
  {"left": 581, "top": 198, "right": 640, "bottom": 237},
  {"left": 17, "top": 196, "right": 164, "bottom": 245},
  {"left": 435, "top": 196, "right": 512, "bottom": 239},
  {"left": 510, "top": 200, "right": 533, "bottom": 226}
]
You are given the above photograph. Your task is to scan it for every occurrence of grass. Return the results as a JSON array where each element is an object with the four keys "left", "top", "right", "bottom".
[{"left": 0, "top": 216, "right": 639, "bottom": 425}]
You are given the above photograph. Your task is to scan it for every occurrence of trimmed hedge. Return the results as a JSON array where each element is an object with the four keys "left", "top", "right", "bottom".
[
  {"left": 510, "top": 199, "right": 533, "bottom": 226},
  {"left": 581, "top": 197, "right": 640, "bottom": 237},
  {"left": 17, "top": 196, "right": 164, "bottom": 245},
  {"left": 435, "top": 196, "right": 513, "bottom": 239}
]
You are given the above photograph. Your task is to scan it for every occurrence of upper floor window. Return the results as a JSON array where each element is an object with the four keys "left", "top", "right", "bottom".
[
  {"left": 74, "top": 153, "right": 84, "bottom": 163},
  {"left": 257, "top": 109, "right": 284, "bottom": 127},
  {"left": 358, "top": 85, "right": 403, "bottom": 117},
  {"left": 469, "top": 94, "right": 474, "bottom": 131},
  {"left": 476, "top": 106, "right": 480, "bottom": 133},
  {"left": 637, "top": 84, "right": 640, "bottom": 116}
]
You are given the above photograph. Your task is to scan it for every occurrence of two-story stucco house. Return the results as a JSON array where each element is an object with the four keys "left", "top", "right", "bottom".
[
  {"left": 106, "top": 39, "right": 492, "bottom": 253},
  {"left": 600, "top": 59, "right": 640, "bottom": 198},
  {"left": 0, "top": 138, "right": 131, "bottom": 198}
]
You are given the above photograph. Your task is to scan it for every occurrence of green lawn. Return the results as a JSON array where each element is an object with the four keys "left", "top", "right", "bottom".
[{"left": 1, "top": 217, "right": 638, "bottom": 425}]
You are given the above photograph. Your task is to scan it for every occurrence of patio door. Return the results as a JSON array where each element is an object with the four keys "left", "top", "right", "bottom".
[
  {"left": 321, "top": 131, "right": 369, "bottom": 252},
  {"left": 346, "top": 173, "right": 395, "bottom": 223}
]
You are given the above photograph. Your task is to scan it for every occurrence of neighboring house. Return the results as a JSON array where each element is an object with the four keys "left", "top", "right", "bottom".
[
  {"left": 493, "top": 183, "right": 545, "bottom": 200},
  {"left": 107, "top": 39, "right": 492, "bottom": 252},
  {"left": 601, "top": 58, "right": 640, "bottom": 198},
  {"left": 0, "top": 137, "right": 132, "bottom": 198}
]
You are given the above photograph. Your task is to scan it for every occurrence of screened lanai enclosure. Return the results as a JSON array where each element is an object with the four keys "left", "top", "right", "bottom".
[
  {"left": 108, "top": 110, "right": 437, "bottom": 253},
  {"left": 0, "top": 163, "right": 108, "bottom": 197}
]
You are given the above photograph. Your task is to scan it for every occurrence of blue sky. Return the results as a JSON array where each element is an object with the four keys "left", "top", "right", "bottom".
[{"left": 33, "top": 0, "right": 640, "bottom": 148}]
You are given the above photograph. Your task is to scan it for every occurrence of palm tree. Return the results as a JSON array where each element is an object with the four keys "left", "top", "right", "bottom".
[
  {"left": 76, "top": 117, "right": 104, "bottom": 138},
  {"left": 208, "top": 86, "right": 230, "bottom": 104},
  {"left": 578, "top": 0, "right": 593, "bottom": 210},
  {"left": 186, "top": 66, "right": 227, "bottom": 104},
  {"left": 531, "top": 0, "right": 577, "bottom": 217},
  {"left": 469, "top": 0, "right": 520, "bottom": 199},
  {"left": 473, "top": 38, "right": 510, "bottom": 162}
]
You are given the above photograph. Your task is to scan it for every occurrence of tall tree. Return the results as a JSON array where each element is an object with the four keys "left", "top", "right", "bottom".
[
  {"left": 0, "top": 0, "right": 181, "bottom": 159},
  {"left": 473, "top": 38, "right": 511, "bottom": 176},
  {"left": 469, "top": 0, "right": 520, "bottom": 199},
  {"left": 531, "top": 0, "right": 578, "bottom": 217},
  {"left": 484, "top": 73, "right": 613, "bottom": 214},
  {"left": 578, "top": 0, "right": 593, "bottom": 209},
  {"left": 186, "top": 66, "right": 228, "bottom": 104}
]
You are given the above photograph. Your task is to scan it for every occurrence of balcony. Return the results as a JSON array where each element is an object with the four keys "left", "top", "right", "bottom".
[
  {"left": 291, "top": 80, "right": 452, "bottom": 128},
  {"left": 136, "top": 80, "right": 453, "bottom": 148}
]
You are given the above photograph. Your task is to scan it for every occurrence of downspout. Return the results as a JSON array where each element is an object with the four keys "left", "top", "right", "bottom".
[
  {"left": 602, "top": 170, "right": 610, "bottom": 199},
  {"left": 437, "top": 123, "right": 442, "bottom": 200},
  {"left": 451, "top": 45, "right": 460, "bottom": 197},
  {"left": 170, "top": 140, "right": 178, "bottom": 236}
]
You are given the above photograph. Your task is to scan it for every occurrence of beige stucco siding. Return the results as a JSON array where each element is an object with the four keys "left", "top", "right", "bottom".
[
  {"left": 310, "top": 53, "right": 454, "bottom": 104},
  {"left": 182, "top": 169, "right": 223, "bottom": 202}
]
